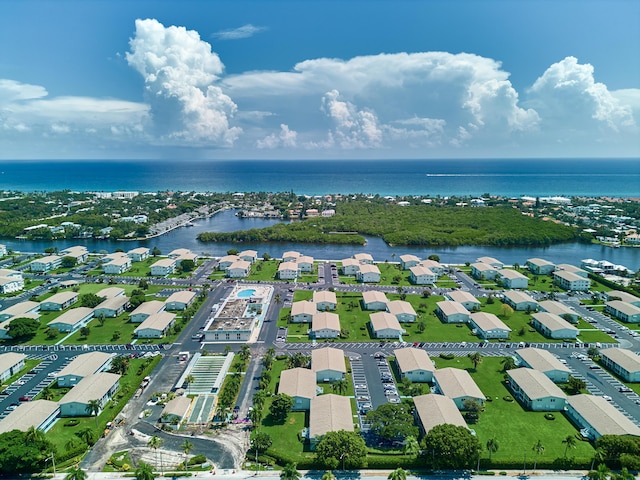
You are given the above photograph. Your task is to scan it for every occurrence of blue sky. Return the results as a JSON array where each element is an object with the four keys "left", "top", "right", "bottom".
[{"left": 0, "top": 0, "right": 638, "bottom": 159}]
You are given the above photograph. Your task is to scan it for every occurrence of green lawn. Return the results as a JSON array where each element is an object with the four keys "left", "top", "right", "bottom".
[
  {"left": 246, "top": 260, "right": 280, "bottom": 281},
  {"left": 63, "top": 313, "right": 139, "bottom": 344},
  {"left": 433, "top": 356, "right": 594, "bottom": 468},
  {"left": 0, "top": 359, "right": 41, "bottom": 390}
]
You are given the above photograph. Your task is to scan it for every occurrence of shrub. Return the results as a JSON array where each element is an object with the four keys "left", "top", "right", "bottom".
[
  {"left": 502, "top": 395, "right": 514, "bottom": 402},
  {"left": 189, "top": 454, "right": 207, "bottom": 465},
  {"left": 544, "top": 413, "right": 555, "bottom": 420},
  {"left": 440, "top": 353, "right": 455, "bottom": 360},
  {"left": 64, "top": 419, "right": 80, "bottom": 427}
]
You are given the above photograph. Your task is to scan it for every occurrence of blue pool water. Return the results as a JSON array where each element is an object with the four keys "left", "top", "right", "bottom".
[{"left": 237, "top": 289, "right": 256, "bottom": 298}]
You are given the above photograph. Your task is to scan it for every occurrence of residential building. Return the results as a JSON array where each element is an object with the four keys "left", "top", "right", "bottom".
[
  {"left": 127, "top": 247, "right": 150, "bottom": 262},
  {"left": 526, "top": 258, "right": 556, "bottom": 275},
  {"left": 419, "top": 259, "right": 444, "bottom": 276},
  {"left": 477, "top": 256, "right": 504, "bottom": 269},
  {"left": 394, "top": 347, "right": 435, "bottom": 383},
  {"left": 356, "top": 264, "right": 380, "bottom": 283},
  {"left": 103, "top": 256, "right": 131, "bottom": 274},
  {"left": 470, "top": 312, "right": 511, "bottom": 339},
  {"left": 400, "top": 254, "right": 420, "bottom": 269},
  {"left": 470, "top": 262, "right": 499, "bottom": 280},
  {"left": 503, "top": 290, "right": 538, "bottom": 311},
  {"left": 445, "top": 291, "right": 480, "bottom": 311},
  {"left": 30, "top": 255, "right": 62, "bottom": 272},
  {"left": 291, "top": 301, "right": 316, "bottom": 323},
  {"left": 436, "top": 301, "right": 471, "bottom": 324},
  {"left": 369, "top": 312, "right": 404, "bottom": 339},
  {"left": 278, "top": 261, "right": 299, "bottom": 280},
  {"left": 313, "top": 290, "right": 337, "bottom": 311},
  {"left": 47, "top": 307, "right": 94, "bottom": 332},
  {"left": 165, "top": 291, "right": 196, "bottom": 310},
  {"left": 605, "top": 291, "right": 640, "bottom": 307},
  {"left": 515, "top": 348, "right": 571, "bottom": 383},
  {"left": 309, "top": 394, "right": 354, "bottom": 450},
  {"left": 538, "top": 300, "right": 579, "bottom": 323},
  {"left": 566, "top": 394, "right": 640, "bottom": 439},
  {"left": 341, "top": 258, "right": 360, "bottom": 275},
  {"left": 60, "top": 246, "right": 88, "bottom": 264},
  {"left": 217, "top": 255, "right": 240, "bottom": 270},
  {"left": 605, "top": 300, "right": 640, "bottom": 323},
  {"left": 238, "top": 250, "right": 258, "bottom": 263},
  {"left": 433, "top": 368, "right": 485, "bottom": 410},
  {"left": 278, "top": 368, "right": 316, "bottom": 411},
  {"left": 0, "top": 353, "right": 26, "bottom": 382},
  {"left": 497, "top": 269, "right": 529, "bottom": 289},
  {"left": 0, "top": 275, "right": 24, "bottom": 294},
  {"left": 94, "top": 296, "right": 130, "bottom": 318},
  {"left": 311, "top": 312, "right": 341, "bottom": 338},
  {"left": 296, "top": 255, "right": 314, "bottom": 273},
  {"left": 40, "top": 291, "right": 79, "bottom": 311},
  {"left": 0, "top": 400, "right": 59, "bottom": 434},
  {"left": 409, "top": 265, "right": 437, "bottom": 285},
  {"left": 507, "top": 368, "right": 566, "bottom": 411},
  {"left": 387, "top": 300, "right": 417, "bottom": 323},
  {"left": 599, "top": 348, "right": 640, "bottom": 382},
  {"left": 282, "top": 251, "right": 301, "bottom": 262},
  {"left": 531, "top": 312, "right": 579, "bottom": 339},
  {"left": 58, "top": 372, "right": 120, "bottom": 417},
  {"left": 361, "top": 291, "right": 388, "bottom": 310},
  {"left": 413, "top": 394, "right": 467, "bottom": 435},
  {"left": 553, "top": 270, "right": 591, "bottom": 291},
  {"left": 134, "top": 311, "right": 177, "bottom": 338},
  {"left": 556, "top": 264, "right": 589, "bottom": 278},
  {"left": 56, "top": 352, "right": 114, "bottom": 387},
  {"left": 312, "top": 347, "right": 346, "bottom": 382},
  {"left": 160, "top": 396, "right": 192, "bottom": 429},
  {"left": 96, "top": 287, "right": 125, "bottom": 299},
  {"left": 150, "top": 258, "right": 176, "bottom": 276},
  {"left": 129, "top": 300, "right": 165, "bottom": 323},
  {"left": 168, "top": 248, "right": 193, "bottom": 259},
  {"left": 226, "top": 260, "right": 251, "bottom": 278},
  {"left": 175, "top": 252, "right": 198, "bottom": 267},
  {"left": 353, "top": 253, "right": 374, "bottom": 264}
]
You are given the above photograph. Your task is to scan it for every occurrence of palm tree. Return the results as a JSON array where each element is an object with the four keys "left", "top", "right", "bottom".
[
  {"left": 135, "top": 461, "right": 155, "bottom": 480},
  {"left": 562, "top": 435, "right": 577, "bottom": 458},
  {"left": 501, "top": 356, "right": 516, "bottom": 372},
  {"left": 589, "top": 463, "right": 610, "bottom": 480},
  {"left": 274, "top": 293, "right": 283, "bottom": 304},
  {"left": 590, "top": 447, "right": 606, "bottom": 470},
  {"left": 486, "top": 438, "right": 499, "bottom": 461},
  {"left": 76, "top": 427, "right": 95, "bottom": 446},
  {"left": 147, "top": 435, "right": 163, "bottom": 473},
  {"left": 85, "top": 399, "right": 101, "bottom": 426},
  {"left": 321, "top": 471, "right": 336, "bottom": 480},
  {"left": 180, "top": 439, "right": 193, "bottom": 473},
  {"left": 64, "top": 466, "right": 88, "bottom": 480},
  {"left": 332, "top": 378, "right": 348, "bottom": 395},
  {"left": 403, "top": 435, "right": 420, "bottom": 457},
  {"left": 280, "top": 462, "right": 301, "bottom": 480},
  {"left": 617, "top": 467, "right": 634, "bottom": 480},
  {"left": 25, "top": 425, "right": 46, "bottom": 443},
  {"left": 532, "top": 440, "right": 544, "bottom": 471},
  {"left": 239, "top": 344, "right": 251, "bottom": 362},
  {"left": 249, "top": 406, "right": 264, "bottom": 427},
  {"left": 469, "top": 352, "right": 483, "bottom": 370},
  {"left": 388, "top": 467, "right": 407, "bottom": 480},
  {"left": 184, "top": 374, "right": 195, "bottom": 395}
]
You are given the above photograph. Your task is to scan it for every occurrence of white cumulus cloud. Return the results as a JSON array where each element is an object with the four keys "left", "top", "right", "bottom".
[
  {"left": 319, "top": 90, "right": 382, "bottom": 148},
  {"left": 213, "top": 24, "right": 267, "bottom": 40},
  {"left": 256, "top": 124, "right": 298, "bottom": 149},
  {"left": 0, "top": 79, "right": 48, "bottom": 104},
  {"left": 126, "top": 18, "right": 241, "bottom": 146}
]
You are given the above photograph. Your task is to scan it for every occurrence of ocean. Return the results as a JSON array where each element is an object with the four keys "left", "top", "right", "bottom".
[{"left": 1, "top": 158, "right": 639, "bottom": 197}]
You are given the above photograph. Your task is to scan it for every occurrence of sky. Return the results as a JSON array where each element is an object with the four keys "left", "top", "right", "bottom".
[{"left": 0, "top": 0, "right": 639, "bottom": 160}]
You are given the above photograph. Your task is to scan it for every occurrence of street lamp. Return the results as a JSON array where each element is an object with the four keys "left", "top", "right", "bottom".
[
  {"left": 340, "top": 452, "right": 348, "bottom": 471},
  {"left": 44, "top": 453, "right": 56, "bottom": 476}
]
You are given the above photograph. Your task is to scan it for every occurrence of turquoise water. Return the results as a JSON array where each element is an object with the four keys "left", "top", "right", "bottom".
[{"left": 237, "top": 289, "right": 256, "bottom": 298}]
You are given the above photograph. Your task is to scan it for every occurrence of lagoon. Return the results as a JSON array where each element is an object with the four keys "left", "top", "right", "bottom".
[{"left": 3, "top": 210, "right": 640, "bottom": 270}]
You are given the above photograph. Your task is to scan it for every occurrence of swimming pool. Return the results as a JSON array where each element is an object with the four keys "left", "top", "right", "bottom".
[{"left": 237, "top": 289, "right": 256, "bottom": 298}]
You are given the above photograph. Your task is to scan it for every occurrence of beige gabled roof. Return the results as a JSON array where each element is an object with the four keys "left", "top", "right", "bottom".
[
  {"left": 437, "top": 300, "right": 470, "bottom": 317},
  {"left": 532, "top": 312, "right": 579, "bottom": 333},
  {"left": 538, "top": 300, "right": 576, "bottom": 318},
  {"left": 553, "top": 270, "right": 586, "bottom": 283},
  {"left": 568, "top": 394, "right": 640, "bottom": 437},
  {"left": 313, "top": 290, "right": 337, "bottom": 305},
  {"left": 394, "top": 348, "right": 434, "bottom": 373},
  {"left": 291, "top": 301, "right": 317, "bottom": 316},
  {"left": 238, "top": 249, "right": 258, "bottom": 258},
  {"left": 228, "top": 260, "right": 251, "bottom": 271},
  {"left": 477, "top": 256, "right": 502, "bottom": 266},
  {"left": 278, "top": 368, "right": 316, "bottom": 400},
  {"left": 128, "top": 247, "right": 149, "bottom": 255},
  {"left": 95, "top": 296, "right": 129, "bottom": 312},
  {"left": 503, "top": 290, "right": 537, "bottom": 305},
  {"left": 278, "top": 261, "right": 298, "bottom": 272},
  {"left": 362, "top": 290, "right": 387, "bottom": 304},
  {"left": 297, "top": 255, "right": 314, "bottom": 265},
  {"left": 282, "top": 251, "right": 301, "bottom": 259},
  {"left": 354, "top": 253, "right": 373, "bottom": 262},
  {"left": 507, "top": 368, "right": 566, "bottom": 400},
  {"left": 341, "top": 258, "right": 360, "bottom": 267},
  {"left": 165, "top": 290, "right": 196, "bottom": 305},
  {"left": 370, "top": 312, "right": 402, "bottom": 332},
  {"left": 556, "top": 264, "right": 587, "bottom": 275},
  {"left": 413, "top": 394, "right": 467, "bottom": 433},
  {"left": 59, "top": 372, "right": 120, "bottom": 405},
  {"left": 0, "top": 400, "right": 59, "bottom": 434},
  {"left": 515, "top": 348, "right": 571, "bottom": 374},
  {"left": 42, "top": 291, "right": 78, "bottom": 305},
  {"left": 151, "top": 258, "right": 176, "bottom": 268},
  {"left": 400, "top": 254, "right": 420, "bottom": 263},
  {"left": 312, "top": 312, "right": 340, "bottom": 332},
  {"left": 600, "top": 348, "right": 640, "bottom": 374},
  {"left": 387, "top": 300, "right": 417, "bottom": 317},
  {"left": 312, "top": 348, "right": 346, "bottom": 374},
  {"left": 219, "top": 254, "right": 240, "bottom": 264},
  {"left": 527, "top": 258, "right": 555, "bottom": 268},
  {"left": 470, "top": 312, "right": 511, "bottom": 332},
  {"left": 0, "top": 301, "right": 39, "bottom": 317},
  {"left": 358, "top": 264, "right": 380, "bottom": 275},
  {"left": 161, "top": 396, "right": 192, "bottom": 418},
  {"left": 0, "top": 353, "right": 26, "bottom": 373},
  {"left": 97, "top": 287, "right": 125, "bottom": 299},
  {"left": 606, "top": 291, "right": 640, "bottom": 304},
  {"left": 434, "top": 367, "right": 484, "bottom": 401},
  {"left": 130, "top": 300, "right": 165, "bottom": 316},
  {"left": 409, "top": 265, "right": 436, "bottom": 277},
  {"left": 48, "top": 307, "right": 93, "bottom": 327},
  {"left": 57, "top": 352, "right": 114, "bottom": 378},
  {"left": 498, "top": 269, "right": 528, "bottom": 280},
  {"left": 471, "top": 262, "right": 496, "bottom": 273},
  {"left": 309, "top": 394, "right": 354, "bottom": 439},
  {"left": 134, "top": 311, "right": 176, "bottom": 333},
  {"left": 606, "top": 300, "right": 640, "bottom": 316},
  {"left": 419, "top": 259, "right": 443, "bottom": 270},
  {"left": 446, "top": 291, "right": 479, "bottom": 305}
]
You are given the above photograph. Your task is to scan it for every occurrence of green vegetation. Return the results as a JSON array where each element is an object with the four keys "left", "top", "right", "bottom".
[{"left": 198, "top": 200, "right": 586, "bottom": 247}]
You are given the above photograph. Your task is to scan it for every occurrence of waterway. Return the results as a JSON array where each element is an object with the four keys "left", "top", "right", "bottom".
[{"left": 3, "top": 210, "right": 640, "bottom": 270}]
